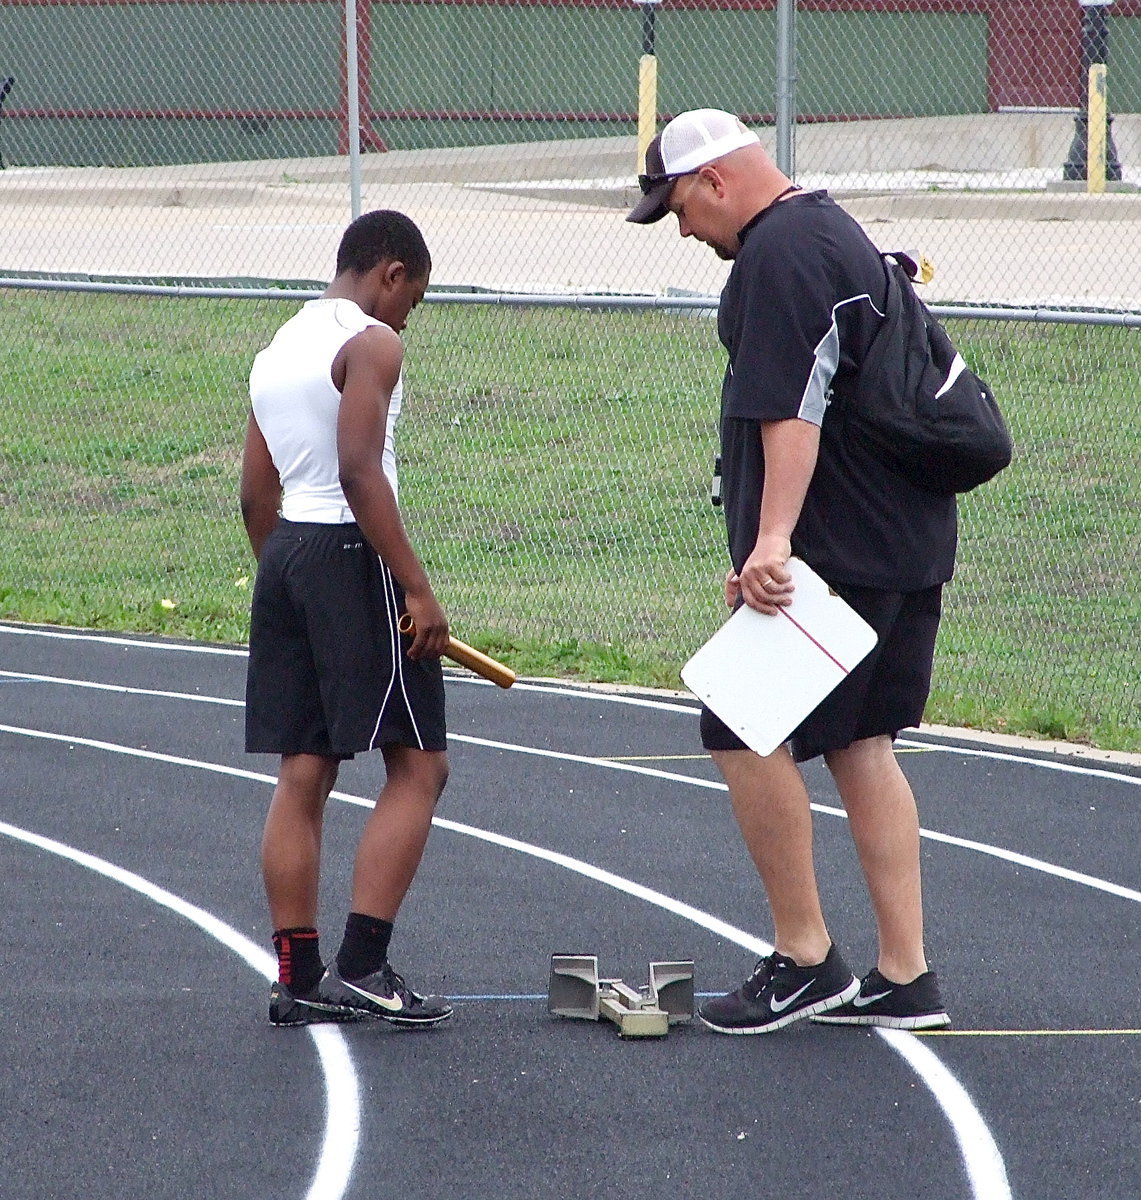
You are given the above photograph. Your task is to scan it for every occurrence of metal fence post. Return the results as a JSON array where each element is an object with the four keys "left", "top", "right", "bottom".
[
  {"left": 345, "top": 0, "right": 362, "bottom": 217},
  {"left": 774, "top": 0, "right": 797, "bottom": 177}
]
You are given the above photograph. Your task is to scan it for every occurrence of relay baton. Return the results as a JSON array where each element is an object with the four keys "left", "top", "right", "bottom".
[{"left": 398, "top": 613, "right": 516, "bottom": 688}]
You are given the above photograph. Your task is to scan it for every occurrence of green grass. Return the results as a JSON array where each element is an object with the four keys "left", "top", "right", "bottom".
[{"left": 1, "top": 289, "right": 1137, "bottom": 751}]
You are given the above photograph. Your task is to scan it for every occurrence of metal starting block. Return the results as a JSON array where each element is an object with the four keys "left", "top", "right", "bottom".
[{"left": 548, "top": 954, "right": 694, "bottom": 1038}]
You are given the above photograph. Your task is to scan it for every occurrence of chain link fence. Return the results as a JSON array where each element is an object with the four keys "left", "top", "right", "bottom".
[{"left": 1, "top": 0, "right": 1138, "bottom": 747}]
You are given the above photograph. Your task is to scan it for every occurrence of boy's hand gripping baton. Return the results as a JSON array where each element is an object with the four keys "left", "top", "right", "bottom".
[{"left": 398, "top": 614, "right": 516, "bottom": 688}]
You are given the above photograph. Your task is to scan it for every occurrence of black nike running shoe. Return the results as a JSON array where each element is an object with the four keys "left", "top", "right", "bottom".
[
  {"left": 320, "top": 962, "right": 453, "bottom": 1027},
  {"left": 699, "top": 945, "right": 859, "bottom": 1034},
  {"left": 269, "top": 977, "right": 361, "bottom": 1027},
  {"left": 813, "top": 967, "right": 951, "bottom": 1029}
]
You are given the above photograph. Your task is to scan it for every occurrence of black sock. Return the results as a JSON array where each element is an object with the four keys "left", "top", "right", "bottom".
[
  {"left": 335, "top": 912, "right": 394, "bottom": 981},
  {"left": 273, "top": 927, "right": 324, "bottom": 995}
]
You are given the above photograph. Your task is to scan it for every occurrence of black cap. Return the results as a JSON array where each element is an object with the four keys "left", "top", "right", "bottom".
[{"left": 626, "top": 134, "right": 676, "bottom": 225}]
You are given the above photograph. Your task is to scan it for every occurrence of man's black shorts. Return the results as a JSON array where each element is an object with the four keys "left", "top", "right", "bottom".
[
  {"left": 699, "top": 581, "right": 942, "bottom": 763},
  {"left": 245, "top": 521, "right": 446, "bottom": 759}
]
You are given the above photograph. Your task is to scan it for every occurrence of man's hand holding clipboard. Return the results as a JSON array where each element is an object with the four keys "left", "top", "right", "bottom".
[{"left": 681, "top": 558, "right": 878, "bottom": 758}]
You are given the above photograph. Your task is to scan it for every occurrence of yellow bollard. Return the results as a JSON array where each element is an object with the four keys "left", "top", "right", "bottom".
[
  {"left": 1087, "top": 63, "right": 1108, "bottom": 194},
  {"left": 637, "top": 53, "right": 657, "bottom": 175}
]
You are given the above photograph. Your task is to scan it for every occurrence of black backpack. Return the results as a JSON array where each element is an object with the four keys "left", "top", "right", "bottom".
[{"left": 844, "top": 252, "right": 1013, "bottom": 494}]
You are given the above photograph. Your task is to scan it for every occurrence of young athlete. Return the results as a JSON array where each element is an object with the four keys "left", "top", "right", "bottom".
[{"left": 241, "top": 209, "right": 452, "bottom": 1028}]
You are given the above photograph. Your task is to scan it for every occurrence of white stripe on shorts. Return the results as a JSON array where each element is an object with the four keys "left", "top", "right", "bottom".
[{"left": 367, "top": 560, "right": 426, "bottom": 751}]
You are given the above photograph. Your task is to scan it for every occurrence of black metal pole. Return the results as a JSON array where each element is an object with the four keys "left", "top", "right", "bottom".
[
  {"left": 0, "top": 78, "right": 14, "bottom": 171},
  {"left": 1062, "top": 1, "right": 1123, "bottom": 182},
  {"left": 642, "top": 2, "right": 656, "bottom": 57}
]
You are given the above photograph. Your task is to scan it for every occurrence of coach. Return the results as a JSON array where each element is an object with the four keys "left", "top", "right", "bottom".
[{"left": 628, "top": 109, "right": 954, "bottom": 1034}]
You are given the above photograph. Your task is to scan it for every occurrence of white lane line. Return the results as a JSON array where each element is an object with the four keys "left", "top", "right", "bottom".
[
  {"left": 1, "top": 723, "right": 282, "bottom": 785},
  {"left": 1, "top": 669, "right": 245, "bottom": 706},
  {"left": 3, "top": 628, "right": 1138, "bottom": 779},
  {"left": 3, "top": 674, "right": 1138, "bottom": 903},
  {"left": 0, "top": 815, "right": 359, "bottom": 1200},
  {"left": 0, "top": 624, "right": 249, "bottom": 656},
  {"left": 447, "top": 734, "right": 1141, "bottom": 905},
  {"left": 484, "top": 679, "right": 698, "bottom": 714},
  {"left": 424, "top": 812, "right": 770, "bottom": 956},
  {"left": 1, "top": 722, "right": 1009, "bottom": 1200},
  {"left": 896, "top": 737, "right": 1141, "bottom": 787},
  {"left": 878, "top": 1028, "right": 1011, "bottom": 1191},
  {"left": 0, "top": 628, "right": 694, "bottom": 710},
  {"left": 907, "top": 825, "right": 1141, "bottom": 903}
]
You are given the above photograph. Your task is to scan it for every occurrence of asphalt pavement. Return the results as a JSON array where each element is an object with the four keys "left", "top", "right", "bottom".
[{"left": 2, "top": 622, "right": 1139, "bottom": 1200}]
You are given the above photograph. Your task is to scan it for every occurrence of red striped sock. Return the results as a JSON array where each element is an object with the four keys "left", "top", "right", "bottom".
[{"left": 272, "top": 927, "right": 322, "bottom": 994}]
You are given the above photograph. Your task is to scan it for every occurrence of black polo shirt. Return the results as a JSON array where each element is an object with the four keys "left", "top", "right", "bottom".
[{"left": 717, "top": 190, "right": 957, "bottom": 591}]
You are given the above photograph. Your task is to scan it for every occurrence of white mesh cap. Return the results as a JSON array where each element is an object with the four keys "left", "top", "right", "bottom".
[
  {"left": 658, "top": 109, "right": 760, "bottom": 176},
  {"left": 627, "top": 109, "right": 761, "bottom": 223}
]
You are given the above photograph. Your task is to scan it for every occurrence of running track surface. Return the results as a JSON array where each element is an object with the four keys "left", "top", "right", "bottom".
[{"left": 2, "top": 622, "right": 1138, "bottom": 1200}]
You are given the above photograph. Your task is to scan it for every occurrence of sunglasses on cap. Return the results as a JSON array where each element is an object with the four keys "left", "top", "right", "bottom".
[
  {"left": 637, "top": 169, "right": 697, "bottom": 196},
  {"left": 637, "top": 169, "right": 672, "bottom": 195}
]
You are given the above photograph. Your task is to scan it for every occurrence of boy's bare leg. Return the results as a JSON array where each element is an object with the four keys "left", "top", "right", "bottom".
[
  {"left": 825, "top": 734, "right": 928, "bottom": 984},
  {"left": 711, "top": 744, "right": 833, "bottom": 966},
  {"left": 349, "top": 744, "right": 449, "bottom": 920},
  {"left": 262, "top": 752, "right": 340, "bottom": 930}
]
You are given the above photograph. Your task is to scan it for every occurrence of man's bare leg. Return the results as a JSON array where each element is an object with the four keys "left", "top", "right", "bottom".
[
  {"left": 712, "top": 744, "right": 832, "bottom": 965},
  {"left": 825, "top": 734, "right": 928, "bottom": 984},
  {"left": 700, "top": 744, "right": 858, "bottom": 1033}
]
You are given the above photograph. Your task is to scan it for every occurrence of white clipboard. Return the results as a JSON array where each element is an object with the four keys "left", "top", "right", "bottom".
[{"left": 681, "top": 559, "right": 878, "bottom": 757}]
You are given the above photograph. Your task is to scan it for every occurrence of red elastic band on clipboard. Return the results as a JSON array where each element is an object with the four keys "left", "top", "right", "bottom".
[{"left": 778, "top": 607, "right": 853, "bottom": 674}]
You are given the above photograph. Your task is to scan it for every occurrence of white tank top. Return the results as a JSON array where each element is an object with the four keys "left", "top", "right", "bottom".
[{"left": 249, "top": 297, "right": 403, "bottom": 522}]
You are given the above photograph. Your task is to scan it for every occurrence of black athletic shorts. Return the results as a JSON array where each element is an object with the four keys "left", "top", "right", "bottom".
[
  {"left": 700, "top": 581, "right": 942, "bottom": 763},
  {"left": 245, "top": 520, "right": 446, "bottom": 758}
]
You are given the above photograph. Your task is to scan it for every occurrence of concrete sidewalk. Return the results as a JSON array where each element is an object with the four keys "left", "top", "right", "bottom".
[{"left": 2, "top": 114, "right": 1138, "bottom": 308}]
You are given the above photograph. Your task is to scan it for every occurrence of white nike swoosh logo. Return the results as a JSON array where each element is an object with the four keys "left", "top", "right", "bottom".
[
  {"left": 343, "top": 980, "right": 405, "bottom": 1012},
  {"left": 769, "top": 978, "right": 816, "bottom": 1013},
  {"left": 853, "top": 989, "right": 893, "bottom": 1008}
]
